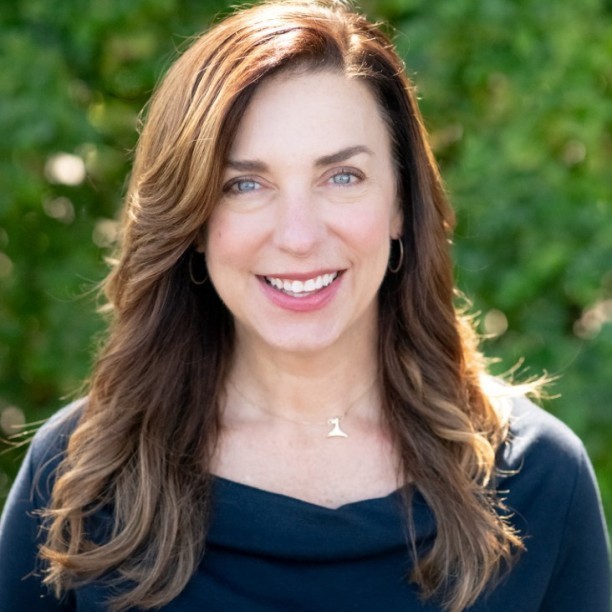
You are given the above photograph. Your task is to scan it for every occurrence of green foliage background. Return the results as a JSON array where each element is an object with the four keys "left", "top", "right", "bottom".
[{"left": 1, "top": 0, "right": 611, "bottom": 534}]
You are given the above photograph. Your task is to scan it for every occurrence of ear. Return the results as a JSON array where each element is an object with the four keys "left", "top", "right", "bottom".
[
  {"left": 194, "top": 227, "right": 207, "bottom": 254},
  {"left": 390, "top": 200, "right": 404, "bottom": 239}
]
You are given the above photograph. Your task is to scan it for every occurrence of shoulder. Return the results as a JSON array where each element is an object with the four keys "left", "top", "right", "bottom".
[
  {"left": 27, "top": 398, "right": 87, "bottom": 502},
  {"left": 30, "top": 399, "right": 85, "bottom": 460},
  {"left": 492, "top": 398, "right": 610, "bottom": 606},
  {"left": 481, "top": 373, "right": 587, "bottom": 476},
  {"left": 495, "top": 394, "right": 600, "bottom": 527},
  {"left": 501, "top": 395, "right": 587, "bottom": 474}
]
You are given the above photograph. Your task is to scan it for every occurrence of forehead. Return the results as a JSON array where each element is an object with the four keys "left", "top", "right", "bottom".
[{"left": 228, "top": 69, "right": 392, "bottom": 161}]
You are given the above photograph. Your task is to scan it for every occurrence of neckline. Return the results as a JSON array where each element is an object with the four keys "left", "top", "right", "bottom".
[{"left": 211, "top": 474, "right": 409, "bottom": 512}]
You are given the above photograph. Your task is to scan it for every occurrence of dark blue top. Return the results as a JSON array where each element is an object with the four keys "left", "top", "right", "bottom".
[{"left": 0, "top": 397, "right": 609, "bottom": 611}]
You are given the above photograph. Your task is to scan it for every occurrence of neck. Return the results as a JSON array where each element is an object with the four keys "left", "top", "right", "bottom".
[{"left": 227, "top": 328, "right": 380, "bottom": 424}]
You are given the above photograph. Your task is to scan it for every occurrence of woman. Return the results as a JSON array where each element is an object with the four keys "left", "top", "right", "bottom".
[{"left": 0, "top": 1, "right": 608, "bottom": 611}]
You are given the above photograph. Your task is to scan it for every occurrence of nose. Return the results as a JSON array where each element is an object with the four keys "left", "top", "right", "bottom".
[{"left": 273, "top": 190, "right": 324, "bottom": 257}]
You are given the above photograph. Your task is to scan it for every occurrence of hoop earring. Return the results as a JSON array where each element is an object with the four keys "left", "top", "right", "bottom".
[
  {"left": 189, "top": 251, "right": 208, "bottom": 285},
  {"left": 388, "top": 239, "right": 404, "bottom": 274}
]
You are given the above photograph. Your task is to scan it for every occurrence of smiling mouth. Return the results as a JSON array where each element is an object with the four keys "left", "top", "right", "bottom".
[{"left": 263, "top": 272, "right": 340, "bottom": 297}]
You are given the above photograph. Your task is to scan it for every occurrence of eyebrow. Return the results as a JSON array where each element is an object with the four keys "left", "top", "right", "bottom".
[
  {"left": 225, "top": 145, "right": 372, "bottom": 173},
  {"left": 314, "top": 145, "right": 373, "bottom": 167}
]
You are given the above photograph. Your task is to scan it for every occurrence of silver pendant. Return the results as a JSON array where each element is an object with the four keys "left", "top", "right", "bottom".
[{"left": 327, "top": 417, "right": 348, "bottom": 438}]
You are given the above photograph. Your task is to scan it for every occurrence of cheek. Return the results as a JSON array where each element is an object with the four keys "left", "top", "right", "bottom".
[
  {"left": 205, "top": 211, "right": 240, "bottom": 261},
  {"left": 204, "top": 214, "right": 239, "bottom": 269},
  {"left": 205, "top": 210, "right": 265, "bottom": 270},
  {"left": 337, "top": 205, "right": 396, "bottom": 255}
]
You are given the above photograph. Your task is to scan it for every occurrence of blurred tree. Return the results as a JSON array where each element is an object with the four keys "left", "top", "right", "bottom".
[
  {"left": 364, "top": 0, "right": 612, "bottom": 516},
  {"left": 1, "top": 0, "right": 611, "bottom": 529}
]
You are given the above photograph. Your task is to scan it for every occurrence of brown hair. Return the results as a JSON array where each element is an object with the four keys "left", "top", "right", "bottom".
[{"left": 40, "top": 1, "right": 524, "bottom": 610}]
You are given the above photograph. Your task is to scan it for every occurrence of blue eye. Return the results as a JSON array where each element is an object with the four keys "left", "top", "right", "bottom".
[
  {"left": 329, "top": 169, "right": 362, "bottom": 186},
  {"left": 225, "top": 178, "right": 260, "bottom": 194},
  {"left": 332, "top": 172, "right": 353, "bottom": 185},
  {"left": 236, "top": 179, "right": 258, "bottom": 192}
]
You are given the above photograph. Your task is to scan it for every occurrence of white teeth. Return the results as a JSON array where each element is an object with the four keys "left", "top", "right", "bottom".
[{"left": 265, "top": 272, "right": 338, "bottom": 296}]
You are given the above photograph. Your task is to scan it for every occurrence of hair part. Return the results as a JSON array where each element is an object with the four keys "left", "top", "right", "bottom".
[{"left": 40, "top": 2, "right": 526, "bottom": 610}]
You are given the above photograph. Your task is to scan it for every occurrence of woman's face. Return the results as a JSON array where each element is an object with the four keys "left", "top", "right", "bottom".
[{"left": 201, "top": 70, "right": 402, "bottom": 356}]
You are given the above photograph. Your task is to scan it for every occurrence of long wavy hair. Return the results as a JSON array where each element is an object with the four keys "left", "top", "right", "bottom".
[{"left": 40, "top": 1, "right": 525, "bottom": 610}]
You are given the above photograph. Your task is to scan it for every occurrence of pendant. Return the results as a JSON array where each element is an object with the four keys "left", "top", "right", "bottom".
[{"left": 327, "top": 417, "right": 348, "bottom": 438}]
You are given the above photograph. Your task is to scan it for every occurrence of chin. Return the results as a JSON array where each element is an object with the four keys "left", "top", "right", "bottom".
[{"left": 266, "top": 333, "right": 342, "bottom": 355}]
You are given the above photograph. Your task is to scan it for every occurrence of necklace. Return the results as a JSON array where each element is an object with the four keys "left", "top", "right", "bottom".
[{"left": 227, "top": 378, "right": 377, "bottom": 439}]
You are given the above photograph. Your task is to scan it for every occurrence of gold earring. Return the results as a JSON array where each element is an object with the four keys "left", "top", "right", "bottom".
[
  {"left": 388, "top": 239, "right": 404, "bottom": 274},
  {"left": 189, "top": 251, "right": 208, "bottom": 285}
]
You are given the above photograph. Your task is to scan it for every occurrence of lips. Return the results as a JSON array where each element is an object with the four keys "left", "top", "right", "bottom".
[{"left": 264, "top": 272, "right": 339, "bottom": 297}]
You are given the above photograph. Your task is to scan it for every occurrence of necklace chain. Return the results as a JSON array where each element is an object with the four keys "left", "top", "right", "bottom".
[{"left": 227, "top": 378, "right": 377, "bottom": 438}]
